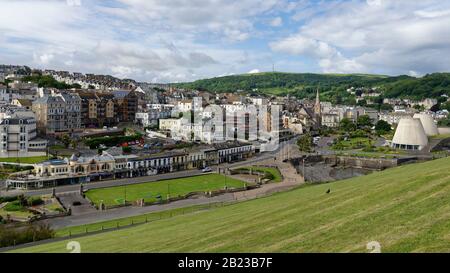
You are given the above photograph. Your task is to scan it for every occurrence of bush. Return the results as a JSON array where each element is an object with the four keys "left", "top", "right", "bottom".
[
  {"left": 4, "top": 200, "right": 24, "bottom": 212},
  {"left": 0, "top": 223, "right": 55, "bottom": 248},
  {"left": 122, "top": 146, "right": 132, "bottom": 154},
  {"left": 362, "top": 145, "right": 376, "bottom": 153},
  {"left": 350, "top": 129, "right": 369, "bottom": 138},
  {"left": 0, "top": 196, "right": 18, "bottom": 203},
  {"left": 27, "top": 197, "right": 44, "bottom": 206},
  {"left": 263, "top": 172, "right": 275, "bottom": 181}
]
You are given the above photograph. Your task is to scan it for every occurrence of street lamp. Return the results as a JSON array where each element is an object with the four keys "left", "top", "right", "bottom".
[
  {"left": 124, "top": 185, "right": 127, "bottom": 205},
  {"left": 224, "top": 167, "right": 228, "bottom": 189},
  {"left": 167, "top": 182, "right": 170, "bottom": 200}
]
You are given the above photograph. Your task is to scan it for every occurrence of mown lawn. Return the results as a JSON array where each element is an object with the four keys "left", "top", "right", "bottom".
[
  {"left": 0, "top": 207, "right": 33, "bottom": 219},
  {"left": 0, "top": 156, "right": 49, "bottom": 164},
  {"left": 85, "top": 174, "right": 246, "bottom": 206},
  {"left": 13, "top": 157, "right": 450, "bottom": 253}
]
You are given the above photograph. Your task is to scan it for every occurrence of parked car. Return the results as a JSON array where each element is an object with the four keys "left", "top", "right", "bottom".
[{"left": 202, "top": 167, "right": 212, "bottom": 173}]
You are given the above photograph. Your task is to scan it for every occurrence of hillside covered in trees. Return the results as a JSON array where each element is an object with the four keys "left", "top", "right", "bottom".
[{"left": 176, "top": 72, "right": 450, "bottom": 101}]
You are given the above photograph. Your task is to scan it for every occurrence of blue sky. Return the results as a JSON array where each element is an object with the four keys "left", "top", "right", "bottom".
[{"left": 1, "top": 0, "right": 450, "bottom": 83}]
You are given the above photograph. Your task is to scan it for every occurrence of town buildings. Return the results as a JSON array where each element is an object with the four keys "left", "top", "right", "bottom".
[
  {"left": 112, "top": 90, "right": 140, "bottom": 123},
  {"left": 6, "top": 142, "right": 254, "bottom": 189},
  {"left": 32, "top": 95, "right": 68, "bottom": 136}
]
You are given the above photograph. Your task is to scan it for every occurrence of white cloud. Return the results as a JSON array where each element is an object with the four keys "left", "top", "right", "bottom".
[
  {"left": 271, "top": 0, "right": 450, "bottom": 75},
  {"left": 0, "top": 0, "right": 287, "bottom": 82},
  {"left": 269, "top": 17, "right": 283, "bottom": 27},
  {"left": 248, "top": 69, "right": 260, "bottom": 74},
  {"left": 1, "top": 0, "right": 450, "bottom": 81}
]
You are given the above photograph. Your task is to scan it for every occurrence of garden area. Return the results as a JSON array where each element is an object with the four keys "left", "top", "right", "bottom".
[
  {"left": 330, "top": 116, "right": 393, "bottom": 152},
  {"left": 85, "top": 174, "right": 247, "bottom": 207},
  {"left": 0, "top": 156, "right": 49, "bottom": 164},
  {"left": 234, "top": 166, "right": 282, "bottom": 183},
  {"left": 0, "top": 164, "right": 34, "bottom": 179},
  {"left": 0, "top": 195, "right": 65, "bottom": 223},
  {"left": 84, "top": 133, "right": 143, "bottom": 149}
]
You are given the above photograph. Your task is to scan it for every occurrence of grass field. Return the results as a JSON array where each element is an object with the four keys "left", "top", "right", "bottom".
[
  {"left": 13, "top": 157, "right": 450, "bottom": 253},
  {"left": 85, "top": 174, "right": 246, "bottom": 206},
  {"left": 0, "top": 156, "right": 49, "bottom": 164},
  {"left": 0, "top": 208, "right": 33, "bottom": 219}
]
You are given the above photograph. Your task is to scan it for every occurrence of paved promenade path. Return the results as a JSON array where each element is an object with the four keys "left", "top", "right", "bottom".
[{"left": 232, "top": 142, "right": 304, "bottom": 201}]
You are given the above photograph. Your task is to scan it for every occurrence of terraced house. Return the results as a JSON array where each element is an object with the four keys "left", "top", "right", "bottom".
[
  {"left": 112, "top": 90, "right": 140, "bottom": 123},
  {"left": 76, "top": 90, "right": 117, "bottom": 128},
  {"left": 32, "top": 92, "right": 82, "bottom": 135}
]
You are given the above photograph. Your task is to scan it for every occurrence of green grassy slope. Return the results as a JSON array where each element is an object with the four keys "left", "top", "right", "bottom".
[{"left": 14, "top": 157, "right": 450, "bottom": 253}]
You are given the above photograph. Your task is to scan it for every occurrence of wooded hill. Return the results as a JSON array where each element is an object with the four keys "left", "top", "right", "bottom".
[{"left": 176, "top": 72, "right": 450, "bottom": 101}]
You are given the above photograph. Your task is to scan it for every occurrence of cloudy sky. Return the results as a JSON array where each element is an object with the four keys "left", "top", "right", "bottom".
[{"left": 1, "top": 0, "right": 449, "bottom": 83}]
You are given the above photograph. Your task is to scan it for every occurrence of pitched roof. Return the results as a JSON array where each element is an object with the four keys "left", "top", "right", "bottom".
[
  {"left": 16, "top": 99, "right": 32, "bottom": 107},
  {"left": 112, "top": 90, "right": 131, "bottom": 99}
]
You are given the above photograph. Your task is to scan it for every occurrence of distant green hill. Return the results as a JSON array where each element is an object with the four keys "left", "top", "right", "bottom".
[
  {"left": 175, "top": 72, "right": 450, "bottom": 101},
  {"left": 15, "top": 157, "right": 450, "bottom": 253}
]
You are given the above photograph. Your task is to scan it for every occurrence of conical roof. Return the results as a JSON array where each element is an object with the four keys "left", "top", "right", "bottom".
[
  {"left": 413, "top": 113, "right": 439, "bottom": 136},
  {"left": 392, "top": 117, "right": 428, "bottom": 148}
]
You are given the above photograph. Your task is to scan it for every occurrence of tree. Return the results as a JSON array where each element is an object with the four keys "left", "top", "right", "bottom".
[
  {"left": 61, "top": 134, "right": 71, "bottom": 148},
  {"left": 122, "top": 146, "right": 132, "bottom": 154},
  {"left": 297, "top": 134, "right": 312, "bottom": 153},
  {"left": 356, "top": 115, "right": 373, "bottom": 129},
  {"left": 375, "top": 120, "right": 392, "bottom": 135},
  {"left": 357, "top": 99, "right": 367, "bottom": 107},
  {"left": 70, "top": 139, "right": 78, "bottom": 149},
  {"left": 438, "top": 118, "right": 450, "bottom": 127},
  {"left": 340, "top": 118, "right": 356, "bottom": 132},
  {"left": 430, "top": 104, "right": 441, "bottom": 113}
]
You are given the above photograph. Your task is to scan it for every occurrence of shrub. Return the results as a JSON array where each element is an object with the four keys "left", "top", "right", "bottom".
[
  {"left": 122, "top": 146, "right": 132, "bottom": 154},
  {"left": 362, "top": 145, "right": 376, "bottom": 153},
  {"left": 350, "top": 129, "right": 369, "bottom": 138},
  {"left": 263, "top": 172, "right": 275, "bottom": 181},
  {"left": 0, "top": 223, "right": 55, "bottom": 248},
  {"left": 27, "top": 197, "right": 44, "bottom": 206},
  {"left": 4, "top": 200, "right": 24, "bottom": 212},
  {"left": 0, "top": 196, "right": 18, "bottom": 203}
]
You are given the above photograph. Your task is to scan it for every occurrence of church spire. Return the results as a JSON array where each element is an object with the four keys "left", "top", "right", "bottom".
[{"left": 314, "top": 89, "right": 321, "bottom": 115}]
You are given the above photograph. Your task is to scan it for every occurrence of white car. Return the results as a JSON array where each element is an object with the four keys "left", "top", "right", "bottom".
[{"left": 202, "top": 167, "right": 212, "bottom": 173}]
